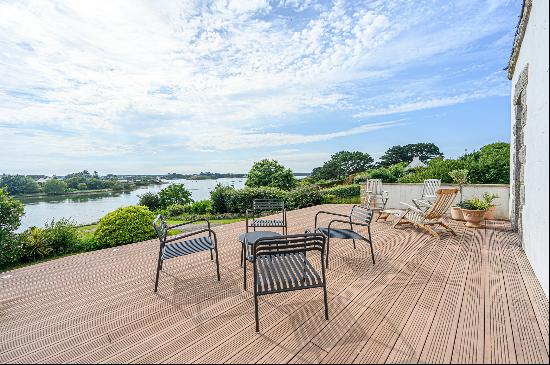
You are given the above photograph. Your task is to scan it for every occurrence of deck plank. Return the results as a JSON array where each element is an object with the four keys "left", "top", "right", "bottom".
[{"left": 0, "top": 205, "right": 548, "bottom": 364}]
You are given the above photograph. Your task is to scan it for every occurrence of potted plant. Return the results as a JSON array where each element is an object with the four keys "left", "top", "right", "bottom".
[
  {"left": 483, "top": 193, "right": 499, "bottom": 220},
  {"left": 461, "top": 197, "right": 490, "bottom": 228},
  {"left": 449, "top": 169, "right": 469, "bottom": 221}
]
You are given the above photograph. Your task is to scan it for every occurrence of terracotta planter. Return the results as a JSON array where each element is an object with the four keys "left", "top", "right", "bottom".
[
  {"left": 451, "top": 206, "right": 464, "bottom": 221},
  {"left": 484, "top": 205, "right": 497, "bottom": 220},
  {"left": 461, "top": 209, "right": 486, "bottom": 228}
]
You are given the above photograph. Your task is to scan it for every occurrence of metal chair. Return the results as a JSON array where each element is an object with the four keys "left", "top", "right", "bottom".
[
  {"left": 246, "top": 199, "right": 287, "bottom": 234},
  {"left": 152, "top": 215, "right": 220, "bottom": 292},
  {"left": 412, "top": 179, "right": 441, "bottom": 211},
  {"left": 249, "top": 233, "right": 328, "bottom": 332},
  {"left": 314, "top": 205, "right": 375, "bottom": 268}
]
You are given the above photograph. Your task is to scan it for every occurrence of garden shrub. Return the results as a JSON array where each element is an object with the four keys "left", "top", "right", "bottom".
[
  {"left": 21, "top": 227, "right": 53, "bottom": 261},
  {"left": 0, "top": 232, "right": 24, "bottom": 270},
  {"left": 285, "top": 184, "right": 323, "bottom": 210},
  {"left": 166, "top": 203, "right": 187, "bottom": 217},
  {"left": 158, "top": 184, "right": 193, "bottom": 208},
  {"left": 0, "top": 188, "right": 24, "bottom": 234},
  {"left": 321, "top": 184, "right": 360, "bottom": 198},
  {"left": 138, "top": 192, "right": 161, "bottom": 211},
  {"left": 230, "top": 187, "right": 287, "bottom": 213},
  {"left": 322, "top": 194, "right": 361, "bottom": 204},
  {"left": 210, "top": 184, "right": 237, "bottom": 213},
  {"left": 42, "top": 179, "right": 67, "bottom": 195},
  {"left": 94, "top": 206, "right": 156, "bottom": 248},
  {"left": 42, "top": 218, "right": 79, "bottom": 255},
  {"left": 187, "top": 200, "right": 212, "bottom": 215}
]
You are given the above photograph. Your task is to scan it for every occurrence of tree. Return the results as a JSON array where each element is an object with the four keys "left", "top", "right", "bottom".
[
  {"left": 379, "top": 143, "right": 443, "bottom": 167},
  {"left": 245, "top": 159, "right": 297, "bottom": 191},
  {"left": 460, "top": 142, "right": 510, "bottom": 184},
  {"left": 311, "top": 151, "right": 374, "bottom": 180},
  {"left": 138, "top": 192, "right": 161, "bottom": 211},
  {"left": 0, "top": 175, "right": 41, "bottom": 195},
  {"left": 158, "top": 184, "right": 193, "bottom": 208},
  {"left": 0, "top": 188, "right": 24, "bottom": 234},
  {"left": 43, "top": 179, "right": 67, "bottom": 195}
]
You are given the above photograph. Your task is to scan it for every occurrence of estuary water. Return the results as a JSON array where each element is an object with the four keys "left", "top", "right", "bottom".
[{"left": 16, "top": 178, "right": 246, "bottom": 231}]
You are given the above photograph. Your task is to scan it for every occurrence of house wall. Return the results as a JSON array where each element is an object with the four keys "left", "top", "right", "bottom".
[
  {"left": 360, "top": 183, "right": 510, "bottom": 219},
  {"left": 510, "top": 0, "right": 549, "bottom": 297}
]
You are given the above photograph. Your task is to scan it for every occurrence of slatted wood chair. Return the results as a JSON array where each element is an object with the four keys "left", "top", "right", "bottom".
[
  {"left": 363, "top": 179, "right": 388, "bottom": 210},
  {"left": 314, "top": 205, "right": 375, "bottom": 268},
  {"left": 412, "top": 179, "right": 441, "bottom": 211},
  {"left": 152, "top": 215, "right": 220, "bottom": 292},
  {"left": 246, "top": 199, "right": 287, "bottom": 234},
  {"left": 250, "top": 233, "right": 328, "bottom": 332},
  {"left": 392, "top": 188, "right": 458, "bottom": 238}
]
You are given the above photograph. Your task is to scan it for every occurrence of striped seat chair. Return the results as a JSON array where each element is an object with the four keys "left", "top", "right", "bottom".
[
  {"left": 314, "top": 205, "right": 375, "bottom": 268},
  {"left": 250, "top": 233, "right": 328, "bottom": 332},
  {"left": 246, "top": 199, "right": 287, "bottom": 234},
  {"left": 152, "top": 215, "right": 220, "bottom": 292}
]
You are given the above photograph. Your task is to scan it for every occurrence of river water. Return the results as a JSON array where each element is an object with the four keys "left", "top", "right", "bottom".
[{"left": 16, "top": 178, "right": 246, "bottom": 231}]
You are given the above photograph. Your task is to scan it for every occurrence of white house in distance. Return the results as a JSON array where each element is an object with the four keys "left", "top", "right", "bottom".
[{"left": 507, "top": 0, "right": 549, "bottom": 297}]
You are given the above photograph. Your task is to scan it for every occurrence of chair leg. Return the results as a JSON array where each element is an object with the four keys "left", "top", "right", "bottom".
[
  {"left": 438, "top": 221, "right": 457, "bottom": 236},
  {"left": 214, "top": 247, "right": 221, "bottom": 281},
  {"left": 210, "top": 249, "right": 213, "bottom": 260},
  {"left": 254, "top": 272, "right": 260, "bottom": 332},
  {"left": 240, "top": 243, "right": 244, "bottom": 267},
  {"left": 325, "top": 237, "right": 330, "bottom": 268},
  {"left": 243, "top": 259, "right": 247, "bottom": 290},
  {"left": 323, "top": 285, "right": 329, "bottom": 320},
  {"left": 154, "top": 258, "right": 162, "bottom": 293},
  {"left": 352, "top": 239, "right": 356, "bottom": 249},
  {"left": 368, "top": 226, "right": 375, "bottom": 265},
  {"left": 421, "top": 224, "right": 439, "bottom": 238}
]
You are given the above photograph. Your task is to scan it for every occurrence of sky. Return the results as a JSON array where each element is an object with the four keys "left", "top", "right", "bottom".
[{"left": 0, "top": 0, "right": 521, "bottom": 175}]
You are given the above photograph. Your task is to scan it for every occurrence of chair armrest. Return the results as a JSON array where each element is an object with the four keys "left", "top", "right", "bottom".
[
  {"left": 399, "top": 202, "right": 423, "bottom": 214},
  {"left": 328, "top": 218, "right": 370, "bottom": 229},
  {"left": 169, "top": 218, "right": 211, "bottom": 230},
  {"left": 164, "top": 228, "right": 217, "bottom": 244},
  {"left": 314, "top": 211, "right": 351, "bottom": 229}
]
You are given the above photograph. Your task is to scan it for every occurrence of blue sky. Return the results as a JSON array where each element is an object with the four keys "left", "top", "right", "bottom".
[{"left": 0, "top": 0, "right": 520, "bottom": 175}]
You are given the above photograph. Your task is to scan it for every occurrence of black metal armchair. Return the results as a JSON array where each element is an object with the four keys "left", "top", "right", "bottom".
[
  {"left": 250, "top": 233, "right": 328, "bottom": 332},
  {"left": 314, "top": 205, "right": 375, "bottom": 268},
  {"left": 246, "top": 199, "right": 287, "bottom": 234},
  {"left": 152, "top": 215, "right": 220, "bottom": 293}
]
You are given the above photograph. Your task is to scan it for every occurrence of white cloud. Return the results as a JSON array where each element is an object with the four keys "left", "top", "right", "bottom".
[{"left": 0, "top": 0, "right": 518, "bottom": 172}]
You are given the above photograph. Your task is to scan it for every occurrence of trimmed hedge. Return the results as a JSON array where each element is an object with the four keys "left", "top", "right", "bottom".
[
  {"left": 94, "top": 206, "right": 156, "bottom": 248},
  {"left": 321, "top": 184, "right": 360, "bottom": 198},
  {"left": 210, "top": 185, "right": 323, "bottom": 213}
]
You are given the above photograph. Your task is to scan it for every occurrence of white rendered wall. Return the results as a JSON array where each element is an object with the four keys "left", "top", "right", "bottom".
[{"left": 510, "top": 0, "right": 549, "bottom": 297}]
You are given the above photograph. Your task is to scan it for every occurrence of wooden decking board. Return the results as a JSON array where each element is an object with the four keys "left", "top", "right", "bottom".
[
  {"left": 0, "top": 205, "right": 548, "bottom": 364},
  {"left": 485, "top": 221, "right": 517, "bottom": 364},
  {"left": 497, "top": 224, "right": 549, "bottom": 364},
  {"left": 508, "top": 231, "right": 549, "bottom": 354},
  {"left": 450, "top": 225, "right": 485, "bottom": 364},
  {"left": 222, "top": 226, "right": 419, "bottom": 364},
  {"left": 352, "top": 221, "right": 466, "bottom": 364}
]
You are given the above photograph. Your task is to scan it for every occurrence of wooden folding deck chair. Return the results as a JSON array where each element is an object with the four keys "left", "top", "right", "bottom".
[{"left": 390, "top": 188, "right": 458, "bottom": 238}]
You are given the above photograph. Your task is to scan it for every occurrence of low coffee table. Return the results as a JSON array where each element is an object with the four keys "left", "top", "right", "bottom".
[{"left": 239, "top": 231, "right": 282, "bottom": 290}]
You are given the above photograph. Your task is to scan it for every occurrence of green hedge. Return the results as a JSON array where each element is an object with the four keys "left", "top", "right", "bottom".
[
  {"left": 210, "top": 185, "right": 323, "bottom": 213},
  {"left": 321, "top": 184, "right": 360, "bottom": 198},
  {"left": 94, "top": 206, "right": 156, "bottom": 248}
]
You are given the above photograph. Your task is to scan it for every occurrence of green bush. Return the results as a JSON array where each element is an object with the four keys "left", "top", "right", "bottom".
[
  {"left": 43, "top": 179, "right": 67, "bottom": 195},
  {"left": 285, "top": 185, "right": 323, "bottom": 210},
  {"left": 321, "top": 184, "right": 360, "bottom": 198},
  {"left": 354, "top": 163, "right": 406, "bottom": 183},
  {"left": 77, "top": 182, "right": 88, "bottom": 190},
  {"left": 138, "top": 192, "right": 161, "bottom": 211},
  {"left": 398, "top": 158, "right": 464, "bottom": 183},
  {"left": 166, "top": 203, "right": 187, "bottom": 217},
  {"left": 0, "top": 232, "right": 24, "bottom": 270},
  {"left": 230, "top": 187, "right": 287, "bottom": 213},
  {"left": 245, "top": 159, "right": 297, "bottom": 191},
  {"left": 21, "top": 227, "right": 53, "bottom": 261},
  {"left": 0, "top": 188, "right": 25, "bottom": 234},
  {"left": 322, "top": 195, "right": 361, "bottom": 204},
  {"left": 94, "top": 206, "right": 156, "bottom": 248},
  {"left": 158, "top": 184, "right": 193, "bottom": 208},
  {"left": 0, "top": 175, "right": 40, "bottom": 195},
  {"left": 460, "top": 142, "right": 510, "bottom": 184},
  {"left": 210, "top": 184, "right": 237, "bottom": 213},
  {"left": 42, "top": 218, "right": 79, "bottom": 255},
  {"left": 188, "top": 200, "right": 212, "bottom": 215},
  {"left": 462, "top": 197, "right": 490, "bottom": 211}
]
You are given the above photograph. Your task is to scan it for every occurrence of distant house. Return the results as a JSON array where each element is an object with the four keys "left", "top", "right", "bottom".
[
  {"left": 507, "top": 0, "right": 549, "bottom": 296},
  {"left": 36, "top": 177, "right": 51, "bottom": 183},
  {"left": 405, "top": 156, "right": 427, "bottom": 170}
]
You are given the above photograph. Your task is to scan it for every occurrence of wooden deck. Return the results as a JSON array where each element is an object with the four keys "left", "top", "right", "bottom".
[{"left": 0, "top": 204, "right": 548, "bottom": 364}]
